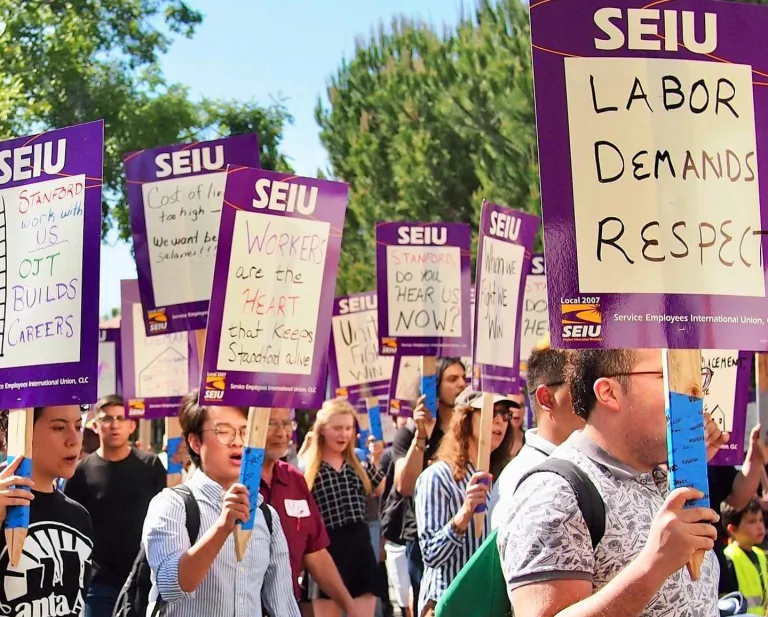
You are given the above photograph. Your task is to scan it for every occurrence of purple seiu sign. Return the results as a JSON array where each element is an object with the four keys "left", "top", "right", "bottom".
[
  {"left": 200, "top": 167, "right": 348, "bottom": 409},
  {"left": 702, "top": 350, "right": 752, "bottom": 466},
  {"left": 125, "top": 134, "right": 260, "bottom": 336},
  {"left": 531, "top": 0, "right": 768, "bottom": 351},
  {"left": 120, "top": 279, "right": 200, "bottom": 420},
  {"left": 329, "top": 292, "right": 394, "bottom": 404},
  {"left": 520, "top": 254, "right": 547, "bottom": 379},
  {"left": 376, "top": 222, "right": 472, "bottom": 357},
  {"left": 98, "top": 327, "right": 122, "bottom": 399},
  {"left": 472, "top": 202, "right": 540, "bottom": 395},
  {"left": 0, "top": 121, "right": 103, "bottom": 408}
]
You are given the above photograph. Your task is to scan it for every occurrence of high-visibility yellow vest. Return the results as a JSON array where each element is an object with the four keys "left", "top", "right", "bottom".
[{"left": 724, "top": 543, "right": 768, "bottom": 615}]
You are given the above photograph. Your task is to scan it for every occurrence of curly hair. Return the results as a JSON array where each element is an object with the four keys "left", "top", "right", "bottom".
[{"left": 433, "top": 404, "right": 513, "bottom": 483}]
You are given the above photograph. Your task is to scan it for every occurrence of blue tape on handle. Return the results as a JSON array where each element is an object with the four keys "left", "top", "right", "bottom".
[
  {"left": 473, "top": 477, "right": 490, "bottom": 514},
  {"left": 5, "top": 456, "right": 32, "bottom": 530},
  {"left": 239, "top": 446, "right": 265, "bottom": 531},
  {"left": 358, "top": 430, "right": 370, "bottom": 450},
  {"left": 368, "top": 406, "right": 384, "bottom": 441},
  {"left": 421, "top": 374, "right": 438, "bottom": 416},
  {"left": 666, "top": 391, "right": 709, "bottom": 509},
  {"left": 166, "top": 437, "right": 183, "bottom": 475}
]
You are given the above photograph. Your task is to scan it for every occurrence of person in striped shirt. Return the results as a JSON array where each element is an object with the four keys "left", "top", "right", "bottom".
[
  {"left": 414, "top": 388, "right": 514, "bottom": 617},
  {"left": 141, "top": 391, "right": 300, "bottom": 617}
]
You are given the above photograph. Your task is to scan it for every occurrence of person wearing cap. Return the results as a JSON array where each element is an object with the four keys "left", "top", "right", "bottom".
[{"left": 413, "top": 387, "right": 514, "bottom": 616}]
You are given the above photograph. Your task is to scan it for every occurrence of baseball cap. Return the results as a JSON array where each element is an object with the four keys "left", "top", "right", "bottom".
[{"left": 455, "top": 387, "right": 518, "bottom": 409}]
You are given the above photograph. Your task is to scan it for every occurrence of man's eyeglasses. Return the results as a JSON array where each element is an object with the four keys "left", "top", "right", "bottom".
[
  {"left": 268, "top": 420, "right": 293, "bottom": 433},
  {"left": 98, "top": 415, "right": 128, "bottom": 426},
  {"left": 202, "top": 424, "right": 248, "bottom": 446},
  {"left": 602, "top": 369, "right": 713, "bottom": 391}
]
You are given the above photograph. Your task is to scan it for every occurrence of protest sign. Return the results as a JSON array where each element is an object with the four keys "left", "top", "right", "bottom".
[
  {"left": 329, "top": 291, "right": 394, "bottom": 403},
  {"left": 472, "top": 202, "right": 539, "bottom": 394},
  {"left": 98, "top": 327, "right": 122, "bottom": 398},
  {"left": 376, "top": 222, "right": 472, "bottom": 357},
  {"left": 388, "top": 354, "right": 422, "bottom": 416},
  {"left": 200, "top": 167, "right": 348, "bottom": 409},
  {"left": 0, "top": 121, "right": 103, "bottom": 408},
  {"left": 520, "top": 254, "right": 547, "bottom": 375},
  {"left": 531, "top": 0, "right": 768, "bottom": 350},
  {"left": 125, "top": 134, "right": 260, "bottom": 335},
  {"left": 702, "top": 350, "right": 751, "bottom": 465},
  {"left": 120, "top": 279, "right": 199, "bottom": 419}
]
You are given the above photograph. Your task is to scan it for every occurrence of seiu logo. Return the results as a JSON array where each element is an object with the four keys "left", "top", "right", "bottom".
[
  {"left": 205, "top": 389, "right": 224, "bottom": 401},
  {"left": 397, "top": 226, "right": 446, "bottom": 245},
  {"left": 149, "top": 322, "right": 167, "bottom": 333},
  {"left": 0, "top": 139, "right": 66, "bottom": 185},
  {"left": 155, "top": 145, "right": 224, "bottom": 178},
  {"left": 252, "top": 178, "right": 318, "bottom": 215}
]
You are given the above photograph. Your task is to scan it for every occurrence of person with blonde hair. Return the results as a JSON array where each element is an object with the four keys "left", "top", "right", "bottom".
[
  {"left": 304, "top": 398, "right": 386, "bottom": 617},
  {"left": 414, "top": 387, "right": 514, "bottom": 616}
]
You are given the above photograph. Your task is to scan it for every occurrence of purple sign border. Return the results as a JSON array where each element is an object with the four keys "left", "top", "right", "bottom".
[
  {"left": 328, "top": 291, "right": 390, "bottom": 404},
  {"left": 472, "top": 202, "right": 540, "bottom": 395},
  {"left": 376, "top": 222, "right": 472, "bottom": 357},
  {"left": 98, "top": 327, "right": 123, "bottom": 398},
  {"left": 0, "top": 121, "right": 103, "bottom": 408},
  {"left": 120, "top": 279, "right": 200, "bottom": 420},
  {"left": 125, "top": 134, "right": 260, "bottom": 336},
  {"left": 200, "top": 167, "right": 348, "bottom": 409},
  {"left": 531, "top": 0, "right": 768, "bottom": 351},
  {"left": 710, "top": 351, "right": 752, "bottom": 466}
]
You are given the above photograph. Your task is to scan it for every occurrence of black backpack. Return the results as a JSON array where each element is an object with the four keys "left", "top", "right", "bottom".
[{"left": 113, "top": 485, "right": 273, "bottom": 617}]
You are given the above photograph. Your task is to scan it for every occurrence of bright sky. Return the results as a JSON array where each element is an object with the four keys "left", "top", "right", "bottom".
[{"left": 98, "top": 0, "right": 465, "bottom": 314}]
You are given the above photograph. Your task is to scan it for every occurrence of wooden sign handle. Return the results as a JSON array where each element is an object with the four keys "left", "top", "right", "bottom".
[
  {"left": 663, "top": 349, "right": 707, "bottom": 581},
  {"left": 473, "top": 393, "right": 494, "bottom": 538},
  {"left": 5, "top": 408, "right": 33, "bottom": 567},
  {"left": 234, "top": 407, "right": 270, "bottom": 561}
]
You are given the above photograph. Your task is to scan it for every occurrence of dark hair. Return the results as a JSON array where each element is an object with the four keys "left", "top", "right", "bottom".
[
  {"left": 721, "top": 498, "right": 763, "bottom": 533},
  {"left": 566, "top": 350, "right": 636, "bottom": 420},
  {"left": 93, "top": 394, "right": 125, "bottom": 416},
  {"left": 436, "top": 357, "right": 466, "bottom": 390},
  {"left": 526, "top": 347, "right": 568, "bottom": 416},
  {"left": 178, "top": 389, "right": 247, "bottom": 469},
  {"left": 33, "top": 408, "right": 43, "bottom": 423},
  {"left": 82, "top": 428, "right": 100, "bottom": 455}
]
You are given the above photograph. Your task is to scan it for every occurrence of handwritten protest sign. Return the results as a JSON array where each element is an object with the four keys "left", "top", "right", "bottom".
[
  {"left": 376, "top": 222, "right": 472, "bottom": 357},
  {"left": 0, "top": 121, "right": 103, "bottom": 408},
  {"left": 121, "top": 279, "right": 200, "bottom": 419},
  {"left": 702, "top": 350, "right": 751, "bottom": 465},
  {"left": 329, "top": 292, "right": 394, "bottom": 403},
  {"left": 200, "top": 167, "right": 348, "bottom": 409},
  {"left": 125, "top": 134, "right": 260, "bottom": 335},
  {"left": 98, "top": 327, "right": 122, "bottom": 398},
  {"left": 388, "top": 354, "right": 422, "bottom": 417},
  {"left": 531, "top": 0, "right": 768, "bottom": 350},
  {"left": 472, "top": 202, "right": 539, "bottom": 394},
  {"left": 520, "top": 254, "right": 547, "bottom": 376}
]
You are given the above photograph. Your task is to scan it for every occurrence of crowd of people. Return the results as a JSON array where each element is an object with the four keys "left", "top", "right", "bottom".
[{"left": 0, "top": 339, "right": 767, "bottom": 616}]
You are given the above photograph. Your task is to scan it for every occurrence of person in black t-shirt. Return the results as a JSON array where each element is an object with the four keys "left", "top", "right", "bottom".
[
  {"left": 387, "top": 358, "right": 467, "bottom": 611},
  {"left": 64, "top": 394, "right": 166, "bottom": 617},
  {"left": 0, "top": 405, "right": 93, "bottom": 617}
]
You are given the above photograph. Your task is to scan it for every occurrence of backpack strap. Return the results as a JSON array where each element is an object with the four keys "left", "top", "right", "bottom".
[
  {"left": 259, "top": 503, "right": 273, "bottom": 536},
  {"left": 171, "top": 485, "right": 201, "bottom": 543},
  {"left": 516, "top": 458, "right": 605, "bottom": 549}
]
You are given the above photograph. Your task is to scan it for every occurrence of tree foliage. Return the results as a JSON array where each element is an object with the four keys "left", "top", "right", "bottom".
[
  {"left": 317, "top": 0, "right": 537, "bottom": 295},
  {"left": 0, "top": 0, "right": 293, "bottom": 241}
]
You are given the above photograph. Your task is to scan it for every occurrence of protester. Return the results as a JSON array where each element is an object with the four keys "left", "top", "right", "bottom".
[
  {"left": 390, "top": 358, "right": 467, "bottom": 607},
  {"left": 259, "top": 407, "right": 359, "bottom": 616},
  {"left": 64, "top": 394, "right": 166, "bottom": 617},
  {"left": 499, "top": 349, "right": 728, "bottom": 615},
  {"left": 719, "top": 498, "right": 768, "bottom": 613},
  {"left": 506, "top": 393, "right": 526, "bottom": 460},
  {"left": 0, "top": 407, "right": 93, "bottom": 616},
  {"left": 490, "top": 340, "right": 583, "bottom": 528},
  {"left": 142, "top": 391, "right": 299, "bottom": 616},
  {"left": 414, "top": 388, "right": 512, "bottom": 617},
  {"left": 304, "top": 398, "right": 386, "bottom": 617}
]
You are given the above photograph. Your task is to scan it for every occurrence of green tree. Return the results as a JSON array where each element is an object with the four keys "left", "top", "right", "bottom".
[
  {"left": 0, "top": 0, "right": 293, "bottom": 241},
  {"left": 317, "top": 0, "right": 536, "bottom": 295}
]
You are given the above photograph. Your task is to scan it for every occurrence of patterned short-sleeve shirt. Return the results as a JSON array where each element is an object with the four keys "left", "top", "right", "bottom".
[{"left": 497, "top": 431, "right": 719, "bottom": 617}]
